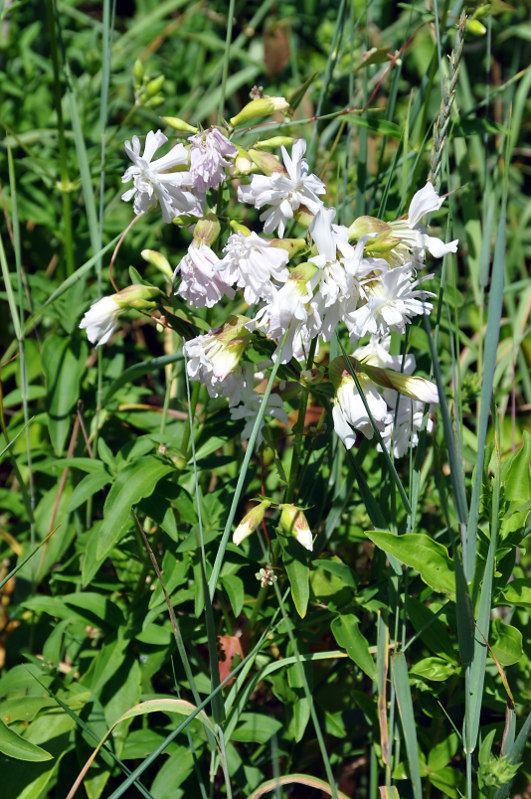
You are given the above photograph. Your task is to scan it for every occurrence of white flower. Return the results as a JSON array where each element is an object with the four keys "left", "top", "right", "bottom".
[
  {"left": 121, "top": 129, "right": 203, "bottom": 222},
  {"left": 389, "top": 183, "right": 458, "bottom": 264},
  {"left": 183, "top": 316, "right": 250, "bottom": 401},
  {"left": 237, "top": 139, "right": 326, "bottom": 237},
  {"left": 188, "top": 128, "right": 237, "bottom": 191},
  {"left": 79, "top": 284, "right": 161, "bottom": 347},
  {"left": 219, "top": 231, "right": 289, "bottom": 304},
  {"left": 248, "top": 273, "right": 315, "bottom": 363},
  {"left": 345, "top": 264, "right": 434, "bottom": 339},
  {"left": 308, "top": 208, "right": 381, "bottom": 341},
  {"left": 379, "top": 396, "right": 434, "bottom": 458},
  {"left": 331, "top": 367, "right": 391, "bottom": 449},
  {"left": 174, "top": 244, "right": 234, "bottom": 308},
  {"left": 79, "top": 295, "right": 123, "bottom": 347}
]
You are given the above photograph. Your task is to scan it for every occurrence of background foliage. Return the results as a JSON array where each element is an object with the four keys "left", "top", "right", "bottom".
[{"left": 0, "top": 0, "right": 530, "bottom": 797}]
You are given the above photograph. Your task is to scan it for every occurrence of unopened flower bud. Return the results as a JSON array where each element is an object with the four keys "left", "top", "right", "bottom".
[
  {"left": 161, "top": 116, "right": 198, "bottom": 134},
  {"left": 268, "top": 238, "right": 307, "bottom": 258},
  {"left": 115, "top": 283, "right": 162, "bottom": 311},
  {"left": 133, "top": 59, "right": 143, "bottom": 88},
  {"left": 233, "top": 500, "right": 271, "bottom": 545},
  {"left": 233, "top": 147, "right": 254, "bottom": 174},
  {"left": 348, "top": 215, "right": 390, "bottom": 240},
  {"left": 192, "top": 212, "right": 221, "bottom": 247},
  {"left": 253, "top": 136, "right": 295, "bottom": 149},
  {"left": 465, "top": 18, "right": 487, "bottom": 35},
  {"left": 145, "top": 75, "right": 164, "bottom": 97},
  {"left": 279, "top": 504, "right": 313, "bottom": 551},
  {"left": 300, "top": 367, "right": 324, "bottom": 387},
  {"left": 229, "top": 221, "right": 252, "bottom": 236},
  {"left": 230, "top": 97, "right": 290, "bottom": 127},
  {"left": 141, "top": 249, "right": 173, "bottom": 280},
  {"left": 248, "top": 149, "right": 285, "bottom": 175},
  {"left": 357, "top": 360, "right": 439, "bottom": 404}
]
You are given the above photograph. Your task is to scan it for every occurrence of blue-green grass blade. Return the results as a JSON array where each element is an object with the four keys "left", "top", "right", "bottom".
[
  {"left": 465, "top": 401, "right": 501, "bottom": 755},
  {"left": 391, "top": 652, "right": 423, "bottom": 799},
  {"left": 465, "top": 182, "right": 507, "bottom": 582},
  {"left": 493, "top": 712, "right": 531, "bottom": 799}
]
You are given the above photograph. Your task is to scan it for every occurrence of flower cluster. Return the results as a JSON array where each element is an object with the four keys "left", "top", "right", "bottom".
[{"left": 81, "top": 116, "right": 458, "bottom": 458}]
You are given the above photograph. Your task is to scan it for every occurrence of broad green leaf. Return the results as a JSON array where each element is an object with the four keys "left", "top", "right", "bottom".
[
  {"left": 427, "top": 733, "right": 459, "bottom": 771},
  {"left": 409, "top": 656, "right": 458, "bottom": 682},
  {"left": 280, "top": 536, "right": 309, "bottom": 618},
  {"left": 366, "top": 532, "right": 455, "bottom": 595},
  {"left": 0, "top": 717, "right": 52, "bottom": 761},
  {"left": 497, "top": 579, "right": 531, "bottom": 608},
  {"left": 231, "top": 712, "right": 283, "bottom": 744},
  {"left": 331, "top": 615, "right": 376, "bottom": 680},
  {"left": 490, "top": 619, "right": 523, "bottom": 666},
  {"left": 67, "top": 469, "right": 112, "bottom": 512},
  {"left": 42, "top": 334, "right": 87, "bottom": 455},
  {"left": 96, "top": 456, "right": 174, "bottom": 561},
  {"left": 502, "top": 432, "right": 531, "bottom": 501}
]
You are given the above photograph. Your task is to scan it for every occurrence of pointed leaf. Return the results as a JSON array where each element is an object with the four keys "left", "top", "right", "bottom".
[
  {"left": 0, "top": 718, "right": 53, "bottom": 762},
  {"left": 366, "top": 532, "right": 454, "bottom": 595}
]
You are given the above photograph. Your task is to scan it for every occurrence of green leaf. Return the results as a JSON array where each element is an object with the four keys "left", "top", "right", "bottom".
[
  {"left": 409, "top": 656, "right": 458, "bottom": 682},
  {"left": 42, "top": 335, "right": 87, "bottom": 455},
  {"left": 280, "top": 536, "right": 309, "bottom": 618},
  {"left": 497, "top": 579, "right": 531, "bottom": 608},
  {"left": 96, "top": 456, "right": 174, "bottom": 561},
  {"left": 331, "top": 615, "right": 376, "bottom": 680},
  {"left": 366, "top": 531, "right": 455, "bottom": 595},
  {"left": 0, "top": 717, "right": 53, "bottom": 761},
  {"left": 502, "top": 432, "right": 531, "bottom": 501},
  {"left": 67, "top": 469, "right": 112, "bottom": 512},
  {"left": 231, "top": 713, "right": 283, "bottom": 744},
  {"left": 490, "top": 619, "right": 523, "bottom": 666}
]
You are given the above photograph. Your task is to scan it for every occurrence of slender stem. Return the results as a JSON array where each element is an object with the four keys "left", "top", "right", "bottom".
[
  {"left": 286, "top": 338, "right": 317, "bottom": 503},
  {"left": 46, "top": 0, "right": 74, "bottom": 277},
  {"left": 219, "top": 0, "right": 236, "bottom": 122}
]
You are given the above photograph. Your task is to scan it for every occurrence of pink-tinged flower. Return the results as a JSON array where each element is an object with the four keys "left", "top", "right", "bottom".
[
  {"left": 188, "top": 128, "right": 237, "bottom": 191},
  {"left": 345, "top": 264, "right": 434, "bottom": 338},
  {"left": 248, "top": 269, "right": 316, "bottom": 363},
  {"left": 237, "top": 139, "right": 326, "bottom": 237},
  {"left": 173, "top": 244, "right": 234, "bottom": 308},
  {"left": 219, "top": 231, "right": 289, "bottom": 304},
  {"left": 183, "top": 316, "right": 250, "bottom": 401},
  {"left": 121, "top": 129, "right": 203, "bottom": 222}
]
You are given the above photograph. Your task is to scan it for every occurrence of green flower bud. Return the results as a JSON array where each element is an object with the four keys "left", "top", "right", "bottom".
[
  {"left": 192, "top": 212, "right": 221, "bottom": 247},
  {"left": 141, "top": 249, "right": 173, "bottom": 280},
  {"left": 233, "top": 500, "right": 271, "bottom": 545},
  {"left": 279, "top": 504, "right": 313, "bottom": 551},
  {"left": 253, "top": 136, "right": 295, "bottom": 149},
  {"left": 145, "top": 75, "right": 164, "bottom": 97},
  {"left": 248, "top": 149, "right": 285, "bottom": 175},
  {"left": 114, "top": 284, "right": 162, "bottom": 311},
  {"left": 230, "top": 96, "right": 290, "bottom": 127},
  {"left": 133, "top": 59, "right": 143, "bottom": 88},
  {"left": 161, "top": 116, "right": 198, "bottom": 134}
]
